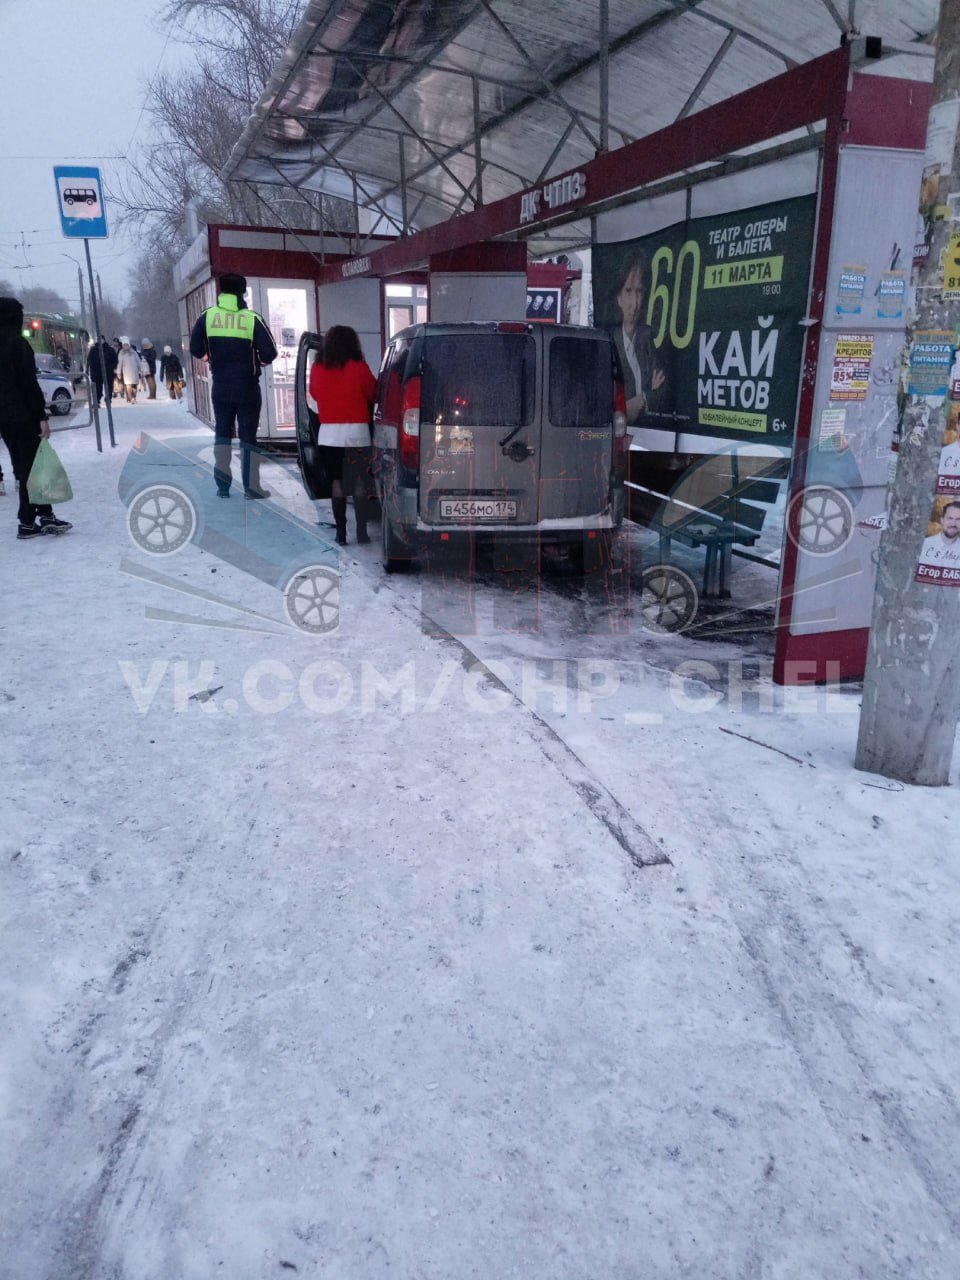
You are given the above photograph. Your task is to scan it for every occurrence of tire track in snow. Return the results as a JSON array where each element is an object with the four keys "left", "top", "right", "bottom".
[
  {"left": 17, "top": 819, "right": 265, "bottom": 1278},
  {"left": 360, "top": 558, "right": 667, "bottom": 871},
  {"left": 704, "top": 807, "right": 960, "bottom": 1247}
]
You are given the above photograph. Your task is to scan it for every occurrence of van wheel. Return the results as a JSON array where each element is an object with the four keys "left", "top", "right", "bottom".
[{"left": 381, "top": 510, "right": 408, "bottom": 574}]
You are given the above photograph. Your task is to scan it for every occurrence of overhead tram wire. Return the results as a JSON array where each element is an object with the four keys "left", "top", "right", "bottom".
[{"left": 124, "top": 27, "right": 174, "bottom": 156}]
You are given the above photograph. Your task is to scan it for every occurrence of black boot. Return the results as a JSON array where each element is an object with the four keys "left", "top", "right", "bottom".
[
  {"left": 332, "top": 497, "right": 348, "bottom": 545},
  {"left": 354, "top": 496, "right": 370, "bottom": 544}
]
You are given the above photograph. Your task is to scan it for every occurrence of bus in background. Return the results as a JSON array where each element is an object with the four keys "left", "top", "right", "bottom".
[{"left": 22, "top": 313, "right": 90, "bottom": 388}]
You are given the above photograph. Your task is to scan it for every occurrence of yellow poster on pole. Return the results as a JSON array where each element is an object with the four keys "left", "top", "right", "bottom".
[{"left": 943, "top": 232, "right": 960, "bottom": 298}]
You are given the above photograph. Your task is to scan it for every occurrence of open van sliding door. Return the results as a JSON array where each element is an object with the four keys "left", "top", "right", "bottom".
[{"left": 418, "top": 327, "right": 540, "bottom": 530}]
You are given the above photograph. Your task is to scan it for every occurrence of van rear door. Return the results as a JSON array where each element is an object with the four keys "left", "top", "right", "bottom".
[
  {"left": 418, "top": 329, "right": 539, "bottom": 526},
  {"left": 539, "top": 330, "right": 616, "bottom": 521}
]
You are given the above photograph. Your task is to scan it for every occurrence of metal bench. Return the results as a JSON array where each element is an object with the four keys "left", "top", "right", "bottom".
[{"left": 627, "top": 454, "right": 785, "bottom": 598}]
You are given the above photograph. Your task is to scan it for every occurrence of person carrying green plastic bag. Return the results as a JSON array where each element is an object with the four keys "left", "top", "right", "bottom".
[
  {"left": 0, "top": 295, "right": 73, "bottom": 539},
  {"left": 28, "top": 439, "right": 73, "bottom": 505}
]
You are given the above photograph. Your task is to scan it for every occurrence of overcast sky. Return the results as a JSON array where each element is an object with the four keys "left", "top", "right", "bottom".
[{"left": 0, "top": 0, "right": 189, "bottom": 311}]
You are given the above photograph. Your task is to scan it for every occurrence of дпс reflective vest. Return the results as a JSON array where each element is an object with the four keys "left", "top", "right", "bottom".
[{"left": 189, "top": 292, "right": 278, "bottom": 385}]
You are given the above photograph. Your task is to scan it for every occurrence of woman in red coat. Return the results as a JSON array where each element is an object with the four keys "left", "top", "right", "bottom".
[{"left": 308, "top": 325, "right": 377, "bottom": 545}]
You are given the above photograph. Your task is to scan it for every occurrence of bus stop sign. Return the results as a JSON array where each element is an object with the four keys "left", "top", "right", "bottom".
[{"left": 53, "top": 166, "right": 108, "bottom": 238}]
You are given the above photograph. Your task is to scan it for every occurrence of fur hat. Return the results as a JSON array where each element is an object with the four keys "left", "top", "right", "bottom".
[{"left": 219, "top": 273, "right": 247, "bottom": 298}]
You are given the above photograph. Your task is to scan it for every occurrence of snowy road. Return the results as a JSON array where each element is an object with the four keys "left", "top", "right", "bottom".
[{"left": 1, "top": 403, "right": 959, "bottom": 1278}]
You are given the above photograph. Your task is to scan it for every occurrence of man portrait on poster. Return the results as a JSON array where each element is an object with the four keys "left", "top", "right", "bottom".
[
  {"left": 917, "top": 499, "right": 960, "bottom": 583},
  {"left": 936, "top": 402, "right": 960, "bottom": 495}
]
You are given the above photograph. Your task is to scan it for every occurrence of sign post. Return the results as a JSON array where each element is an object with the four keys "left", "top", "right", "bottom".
[
  {"left": 53, "top": 165, "right": 115, "bottom": 450},
  {"left": 855, "top": 0, "right": 960, "bottom": 784}
]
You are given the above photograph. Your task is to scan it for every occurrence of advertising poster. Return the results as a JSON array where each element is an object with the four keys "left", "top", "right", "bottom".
[
  {"left": 818, "top": 406, "right": 847, "bottom": 449},
  {"left": 937, "top": 400, "right": 960, "bottom": 495},
  {"left": 526, "top": 287, "right": 561, "bottom": 323},
  {"left": 943, "top": 232, "right": 960, "bottom": 300},
  {"left": 829, "top": 334, "right": 873, "bottom": 401},
  {"left": 835, "top": 265, "right": 867, "bottom": 317},
  {"left": 592, "top": 194, "right": 816, "bottom": 444},
  {"left": 876, "top": 270, "right": 906, "bottom": 319},
  {"left": 916, "top": 495, "right": 960, "bottom": 586},
  {"left": 907, "top": 330, "right": 953, "bottom": 397}
]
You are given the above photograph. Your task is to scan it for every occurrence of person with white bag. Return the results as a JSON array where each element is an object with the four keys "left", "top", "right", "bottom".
[{"left": 0, "top": 296, "right": 72, "bottom": 539}]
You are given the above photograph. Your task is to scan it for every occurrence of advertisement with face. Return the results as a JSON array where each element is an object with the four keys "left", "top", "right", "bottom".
[
  {"left": 916, "top": 497, "right": 960, "bottom": 586},
  {"left": 592, "top": 195, "right": 816, "bottom": 445}
]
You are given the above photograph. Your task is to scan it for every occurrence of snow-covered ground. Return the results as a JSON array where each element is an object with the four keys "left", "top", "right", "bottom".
[{"left": 1, "top": 398, "right": 958, "bottom": 1279}]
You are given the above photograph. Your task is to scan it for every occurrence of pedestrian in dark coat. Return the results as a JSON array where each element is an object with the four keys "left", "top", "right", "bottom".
[
  {"left": 86, "top": 335, "right": 118, "bottom": 406},
  {"left": 159, "top": 345, "right": 184, "bottom": 400},
  {"left": 141, "top": 339, "right": 158, "bottom": 399},
  {"left": 0, "top": 296, "right": 72, "bottom": 538}
]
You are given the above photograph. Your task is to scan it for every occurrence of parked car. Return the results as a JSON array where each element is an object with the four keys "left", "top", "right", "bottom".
[
  {"left": 117, "top": 433, "right": 340, "bottom": 633},
  {"left": 296, "top": 321, "right": 628, "bottom": 573},
  {"left": 35, "top": 353, "right": 75, "bottom": 416}
]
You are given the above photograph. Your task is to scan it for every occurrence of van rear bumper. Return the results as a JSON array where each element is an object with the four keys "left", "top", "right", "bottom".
[
  {"left": 383, "top": 483, "right": 624, "bottom": 553},
  {"left": 414, "top": 513, "right": 620, "bottom": 535}
]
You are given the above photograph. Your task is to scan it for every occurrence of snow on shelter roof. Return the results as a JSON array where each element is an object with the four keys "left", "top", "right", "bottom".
[{"left": 223, "top": 0, "right": 937, "bottom": 257}]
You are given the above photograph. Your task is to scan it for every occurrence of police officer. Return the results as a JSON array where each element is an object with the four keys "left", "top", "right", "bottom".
[{"left": 189, "top": 273, "right": 278, "bottom": 498}]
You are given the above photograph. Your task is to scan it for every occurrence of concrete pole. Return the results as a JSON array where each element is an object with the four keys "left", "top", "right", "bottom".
[{"left": 855, "top": 0, "right": 960, "bottom": 784}]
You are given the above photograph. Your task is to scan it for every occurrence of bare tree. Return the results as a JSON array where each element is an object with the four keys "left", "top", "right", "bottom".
[
  {"left": 113, "top": 0, "right": 351, "bottom": 254},
  {"left": 126, "top": 248, "right": 183, "bottom": 350}
]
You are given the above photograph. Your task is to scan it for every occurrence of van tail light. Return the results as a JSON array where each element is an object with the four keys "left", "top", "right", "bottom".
[
  {"left": 613, "top": 380, "right": 629, "bottom": 460},
  {"left": 399, "top": 375, "right": 421, "bottom": 470}
]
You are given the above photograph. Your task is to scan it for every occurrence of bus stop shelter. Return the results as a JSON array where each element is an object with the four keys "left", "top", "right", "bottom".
[{"left": 221, "top": 0, "right": 938, "bottom": 684}]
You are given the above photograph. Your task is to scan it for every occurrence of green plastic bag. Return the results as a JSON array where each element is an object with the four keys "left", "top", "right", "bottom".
[{"left": 27, "top": 438, "right": 73, "bottom": 505}]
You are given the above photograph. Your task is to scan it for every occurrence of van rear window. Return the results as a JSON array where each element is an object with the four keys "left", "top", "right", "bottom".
[
  {"left": 421, "top": 335, "right": 534, "bottom": 427},
  {"left": 549, "top": 337, "right": 613, "bottom": 428}
]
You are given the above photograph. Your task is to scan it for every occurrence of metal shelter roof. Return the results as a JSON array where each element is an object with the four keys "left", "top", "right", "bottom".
[{"left": 224, "top": 0, "right": 937, "bottom": 260}]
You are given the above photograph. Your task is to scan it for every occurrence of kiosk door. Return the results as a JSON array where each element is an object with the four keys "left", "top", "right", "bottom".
[{"left": 252, "top": 281, "right": 317, "bottom": 440}]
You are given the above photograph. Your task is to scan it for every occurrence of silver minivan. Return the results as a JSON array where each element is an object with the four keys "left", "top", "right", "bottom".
[{"left": 371, "top": 321, "right": 628, "bottom": 572}]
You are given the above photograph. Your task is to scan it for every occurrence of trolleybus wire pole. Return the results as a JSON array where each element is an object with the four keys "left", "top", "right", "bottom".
[
  {"left": 856, "top": 0, "right": 960, "bottom": 785},
  {"left": 83, "top": 237, "right": 115, "bottom": 450}
]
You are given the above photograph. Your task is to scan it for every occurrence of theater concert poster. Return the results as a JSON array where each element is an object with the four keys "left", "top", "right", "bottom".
[{"left": 592, "top": 195, "right": 816, "bottom": 444}]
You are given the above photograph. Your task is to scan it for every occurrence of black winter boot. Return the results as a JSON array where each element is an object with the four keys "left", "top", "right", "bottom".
[{"left": 332, "top": 497, "right": 348, "bottom": 546}]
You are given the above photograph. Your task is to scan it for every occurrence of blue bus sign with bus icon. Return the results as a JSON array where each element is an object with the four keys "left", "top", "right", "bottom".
[{"left": 53, "top": 165, "right": 108, "bottom": 238}]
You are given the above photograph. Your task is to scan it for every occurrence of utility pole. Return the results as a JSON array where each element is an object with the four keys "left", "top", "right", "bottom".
[
  {"left": 856, "top": 0, "right": 960, "bottom": 784},
  {"left": 77, "top": 265, "right": 86, "bottom": 329}
]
